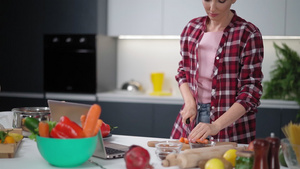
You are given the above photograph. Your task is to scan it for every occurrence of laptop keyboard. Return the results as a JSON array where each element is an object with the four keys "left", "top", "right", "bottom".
[{"left": 105, "top": 147, "right": 125, "bottom": 154}]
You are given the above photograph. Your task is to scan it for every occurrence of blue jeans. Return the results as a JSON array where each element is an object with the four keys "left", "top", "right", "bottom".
[{"left": 196, "top": 103, "right": 211, "bottom": 124}]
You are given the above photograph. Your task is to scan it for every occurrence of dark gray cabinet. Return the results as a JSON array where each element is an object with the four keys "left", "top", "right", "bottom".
[
  {"left": 153, "top": 104, "right": 181, "bottom": 138},
  {"left": 97, "top": 101, "right": 299, "bottom": 139},
  {"left": 255, "top": 108, "right": 298, "bottom": 139},
  {"left": 0, "top": 0, "right": 107, "bottom": 93},
  {"left": 43, "top": 0, "right": 107, "bottom": 34},
  {"left": 0, "top": 97, "right": 47, "bottom": 111},
  {"left": 0, "top": 0, "right": 44, "bottom": 93},
  {"left": 98, "top": 101, "right": 181, "bottom": 138},
  {"left": 98, "top": 102, "right": 153, "bottom": 137}
]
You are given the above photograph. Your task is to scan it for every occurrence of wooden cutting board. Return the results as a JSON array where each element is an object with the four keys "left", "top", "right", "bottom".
[{"left": 147, "top": 140, "right": 237, "bottom": 150}]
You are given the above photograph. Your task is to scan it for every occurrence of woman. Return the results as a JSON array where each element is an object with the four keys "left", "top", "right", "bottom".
[{"left": 171, "top": 0, "right": 264, "bottom": 144}]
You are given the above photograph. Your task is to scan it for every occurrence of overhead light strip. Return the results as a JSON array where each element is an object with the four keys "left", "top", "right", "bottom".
[
  {"left": 118, "top": 35, "right": 180, "bottom": 40},
  {"left": 118, "top": 35, "right": 300, "bottom": 40}
]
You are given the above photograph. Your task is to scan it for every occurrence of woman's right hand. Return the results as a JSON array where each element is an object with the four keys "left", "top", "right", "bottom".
[
  {"left": 180, "top": 101, "right": 197, "bottom": 125},
  {"left": 179, "top": 83, "right": 197, "bottom": 125}
]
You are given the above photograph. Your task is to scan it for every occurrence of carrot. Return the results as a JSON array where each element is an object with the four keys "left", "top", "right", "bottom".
[
  {"left": 39, "top": 121, "right": 49, "bottom": 137},
  {"left": 93, "top": 119, "right": 103, "bottom": 136},
  {"left": 184, "top": 138, "right": 189, "bottom": 144},
  {"left": 196, "top": 138, "right": 209, "bottom": 144},
  {"left": 83, "top": 104, "right": 102, "bottom": 137},
  {"left": 179, "top": 137, "right": 185, "bottom": 143},
  {"left": 80, "top": 115, "right": 86, "bottom": 127}
]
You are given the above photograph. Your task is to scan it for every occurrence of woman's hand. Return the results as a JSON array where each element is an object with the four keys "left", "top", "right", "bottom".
[
  {"left": 179, "top": 83, "right": 197, "bottom": 124},
  {"left": 188, "top": 103, "right": 247, "bottom": 142},
  {"left": 180, "top": 102, "right": 197, "bottom": 124},
  {"left": 188, "top": 122, "right": 221, "bottom": 142}
]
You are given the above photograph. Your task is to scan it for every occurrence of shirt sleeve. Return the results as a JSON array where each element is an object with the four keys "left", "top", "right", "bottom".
[
  {"left": 236, "top": 29, "right": 264, "bottom": 113},
  {"left": 175, "top": 24, "right": 189, "bottom": 87}
]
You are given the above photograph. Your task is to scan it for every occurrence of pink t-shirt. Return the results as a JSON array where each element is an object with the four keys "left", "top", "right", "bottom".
[{"left": 197, "top": 31, "right": 223, "bottom": 103}]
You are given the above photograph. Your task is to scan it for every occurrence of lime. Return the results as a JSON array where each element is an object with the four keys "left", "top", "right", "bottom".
[
  {"left": 205, "top": 158, "right": 225, "bottom": 169},
  {"left": 8, "top": 133, "right": 23, "bottom": 142},
  {"left": 223, "top": 149, "right": 237, "bottom": 167},
  {"left": 279, "top": 148, "right": 288, "bottom": 167}
]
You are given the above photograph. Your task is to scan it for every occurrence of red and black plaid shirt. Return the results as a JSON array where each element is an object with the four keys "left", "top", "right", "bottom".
[{"left": 171, "top": 11, "right": 264, "bottom": 144}]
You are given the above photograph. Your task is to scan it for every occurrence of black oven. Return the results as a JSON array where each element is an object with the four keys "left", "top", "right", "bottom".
[{"left": 44, "top": 34, "right": 96, "bottom": 94}]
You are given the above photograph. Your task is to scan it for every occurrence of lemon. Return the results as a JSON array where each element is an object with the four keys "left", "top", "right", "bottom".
[
  {"left": 8, "top": 133, "right": 23, "bottom": 142},
  {"left": 223, "top": 149, "right": 237, "bottom": 167},
  {"left": 205, "top": 158, "right": 225, "bottom": 169}
]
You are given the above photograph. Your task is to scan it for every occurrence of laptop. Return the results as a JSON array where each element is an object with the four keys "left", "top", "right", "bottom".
[{"left": 47, "top": 100, "right": 129, "bottom": 159}]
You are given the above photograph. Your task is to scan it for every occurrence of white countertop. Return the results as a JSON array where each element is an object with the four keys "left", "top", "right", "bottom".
[
  {"left": 0, "top": 135, "right": 289, "bottom": 169},
  {"left": 97, "top": 90, "right": 300, "bottom": 109},
  {"left": 1, "top": 91, "right": 299, "bottom": 109}
]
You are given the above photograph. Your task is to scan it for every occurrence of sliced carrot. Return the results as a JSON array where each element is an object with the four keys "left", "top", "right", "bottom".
[
  {"left": 184, "top": 138, "right": 189, "bottom": 144},
  {"left": 39, "top": 121, "right": 49, "bottom": 137},
  {"left": 93, "top": 119, "right": 103, "bottom": 136},
  {"left": 80, "top": 115, "right": 86, "bottom": 127},
  {"left": 179, "top": 137, "right": 185, "bottom": 143},
  {"left": 196, "top": 138, "right": 209, "bottom": 144},
  {"left": 83, "top": 104, "right": 102, "bottom": 137}
]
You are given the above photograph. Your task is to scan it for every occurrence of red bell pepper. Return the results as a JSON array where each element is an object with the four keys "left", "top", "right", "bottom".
[
  {"left": 100, "top": 121, "right": 111, "bottom": 138},
  {"left": 50, "top": 116, "right": 85, "bottom": 138},
  {"left": 100, "top": 121, "right": 118, "bottom": 138}
]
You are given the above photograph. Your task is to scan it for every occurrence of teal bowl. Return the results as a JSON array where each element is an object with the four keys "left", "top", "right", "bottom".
[{"left": 36, "top": 135, "right": 97, "bottom": 167}]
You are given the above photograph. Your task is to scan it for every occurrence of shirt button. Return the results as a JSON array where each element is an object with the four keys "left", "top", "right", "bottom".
[
  {"left": 211, "top": 106, "right": 215, "bottom": 110},
  {"left": 214, "top": 70, "right": 218, "bottom": 75},
  {"left": 211, "top": 89, "right": 216, "bottom": 95},
  {"left": 216, "top": 57, "right": 219, "bottom": 60}
]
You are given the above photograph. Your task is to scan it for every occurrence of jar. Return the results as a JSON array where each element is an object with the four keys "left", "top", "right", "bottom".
[
  {"left": 253, "top": 139, "right": 270, "bottom": 169},
  {"left": 266, "top": 133, "right": 280, "bottom": 169},
  {"left": 235, "top": 150, "right": 254, "bottom": 169}
]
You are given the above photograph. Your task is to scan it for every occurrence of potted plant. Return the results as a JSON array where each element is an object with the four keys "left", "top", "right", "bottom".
[{"left": 262, "top": 43, "right": 300, "bottom": 122}]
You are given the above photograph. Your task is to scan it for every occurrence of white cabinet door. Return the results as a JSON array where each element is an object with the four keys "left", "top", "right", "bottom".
[
  {"left": 107, "top": 0, "right": 162, "bottom": 36},
  {"left": 163, "top": 0, "right": 206, "bottom": 35},
  {"left": 286, "top": 0, "right": 300, "bottom": 36},
  {"left": 232, "top": 0, "right": 285, "bottom": 36}
]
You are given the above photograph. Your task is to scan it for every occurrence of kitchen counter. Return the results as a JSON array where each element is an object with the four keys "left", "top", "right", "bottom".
[
  {"left": 97, "top": 90, "right": 300, "bottom": 109},
  {"left": 0, "top": 135, "right": 171, "bottom": 169},
  {"left": 0, "top": 135, "right": 289, "bottom": 169},
  {"left": 1, "top": 91, "right": 299, "bottom": 109}
]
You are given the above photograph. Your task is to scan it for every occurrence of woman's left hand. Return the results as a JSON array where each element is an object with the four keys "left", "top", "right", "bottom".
[{"left": 188, "top": 122, "right": 220, "bottom": 142}]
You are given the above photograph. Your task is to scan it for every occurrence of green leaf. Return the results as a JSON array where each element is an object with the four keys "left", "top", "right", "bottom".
[{"left": 263, "top": 43, "right": 300, "bottom": 121}]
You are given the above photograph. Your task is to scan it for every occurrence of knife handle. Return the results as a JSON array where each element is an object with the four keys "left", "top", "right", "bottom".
[{"left": 186, "top": 118, "right": 190, "bottom": 124}]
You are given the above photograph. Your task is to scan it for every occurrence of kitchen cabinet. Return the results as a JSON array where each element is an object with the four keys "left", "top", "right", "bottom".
[
  {"left": 232, "top": 0, "right": 286, "bottom": 36},
  {"left": 285, "top": 0, "right": 300, "bottom": 36},
  {"left": 256, "top": 108, "right": 299, "bottom": 139},
  {"left": 43, "top": 0, "right": 107, "bottom": 34},
  {"left": 98, "top": 101, "right": 154, "bottom": 137},
  {"left": 108, "top": 0, "right": 292, "bottom": 36},
  {"left": 97, "top": 99, "right": 299, "bottom": 139},
  {"left": 0, "top": 96, "right": 47, "bottom": 112},
  {"left": 163, "top": 0, "right": 206, "bottom": 35},
  {"left": 108, "top": 0, "right": 205, "bottom": 36},
  {"left": 153, "top": 104, "right": 181, "bottom": 138},
  {"left": 0, "top": 0, "right": 44, "bottom": 93},
  {"left": 107, "top": 0, "right": 162, "bottom": 36}
]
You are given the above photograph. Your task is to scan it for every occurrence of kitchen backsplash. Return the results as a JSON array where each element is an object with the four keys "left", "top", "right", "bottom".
[{"left": 116, "top": 38, "right": 300, "bottom": 96}]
